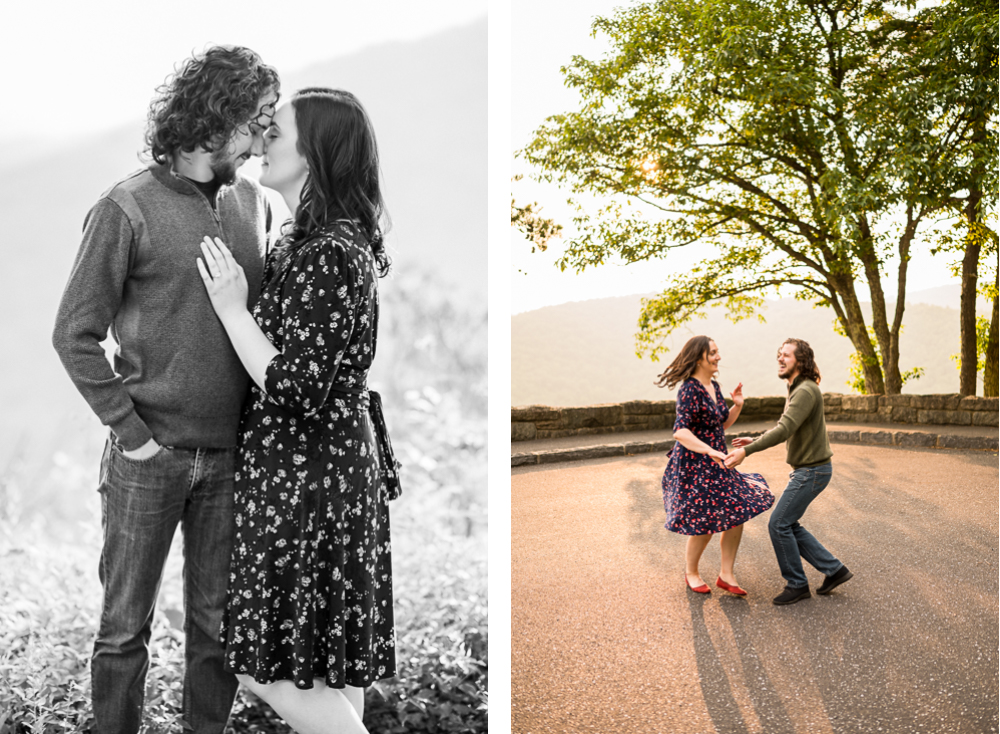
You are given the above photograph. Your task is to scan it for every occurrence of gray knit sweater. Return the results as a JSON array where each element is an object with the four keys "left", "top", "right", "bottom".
[{"left": 53, "top": 162, "right": 270, "bottom": 450}]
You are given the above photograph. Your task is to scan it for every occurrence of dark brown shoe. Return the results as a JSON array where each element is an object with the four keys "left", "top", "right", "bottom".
[
  {"left": 817, "top": 565, "right": 853, "bottom": 595},
  {"left": 772, "top": 585, "right": 811, "bottom": 605}
]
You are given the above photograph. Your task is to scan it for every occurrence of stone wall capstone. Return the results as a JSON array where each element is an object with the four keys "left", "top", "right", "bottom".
[{"left": 511, "top": 393, "right": 999, "bottom": 441}]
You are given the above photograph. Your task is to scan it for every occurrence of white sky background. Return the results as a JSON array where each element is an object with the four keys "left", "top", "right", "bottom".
[
  {"left": 510, "top": 0, "right": 962, "bottom": 315},
  {"left": 1, "top": 0, "right": 486, "bottom": 143}
]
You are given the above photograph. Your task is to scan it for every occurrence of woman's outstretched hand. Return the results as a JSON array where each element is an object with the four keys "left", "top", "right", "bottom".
[
  {"left": 707, "top": 448, "right": 727, "bottom": 468},
  {"left": 197, "top": 236, "right": 249, "bottom": 324},
  {"left": 730, "top": 382, "right": 745, "bottom": 408}
]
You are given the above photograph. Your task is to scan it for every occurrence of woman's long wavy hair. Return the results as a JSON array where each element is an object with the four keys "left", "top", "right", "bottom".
[
  {"left": 783, "top": 338, "right": 822, "bottom": 384},
  {"left": 283, "top": 87, "right": 390, "bottom": 276},
  {"left": 145, "top": 45, "right": 279, "bottom": 163},
  {"left": 654, "top": 335, "right": 715, "bottom": 390}
]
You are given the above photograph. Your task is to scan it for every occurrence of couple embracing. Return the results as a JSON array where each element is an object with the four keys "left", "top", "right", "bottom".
[
  {"left": 53, "top": 46, "right": 397, "bottom": 734},
  {"left": 658, "top": 336, "right": 853, "bottom": 606}
]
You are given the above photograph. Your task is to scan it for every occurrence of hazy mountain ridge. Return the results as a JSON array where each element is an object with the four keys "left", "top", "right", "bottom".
[{"left": 512, "top": 285, "right": 984, "bottom": 406}]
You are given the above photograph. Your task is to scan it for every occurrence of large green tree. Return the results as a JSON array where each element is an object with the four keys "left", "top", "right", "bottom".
[{"left": 519, "top": 0, "right": 998, "bottom": 394}]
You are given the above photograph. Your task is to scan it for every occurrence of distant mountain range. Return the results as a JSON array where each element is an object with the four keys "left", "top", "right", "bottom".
[
  {"left": 903, "top": 283, "right": 980, "bottom": 310},
  {"left": 512, "top": 284, "right": 988, "bottom": 406}
]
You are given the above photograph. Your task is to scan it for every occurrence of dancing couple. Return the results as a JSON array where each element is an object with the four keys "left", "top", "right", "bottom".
[
  {"left": 658, "top": 335, "right": 853, "bottom": 605},
  {"left": 53, "top": 46, "right": 398, "bottom": 733}
]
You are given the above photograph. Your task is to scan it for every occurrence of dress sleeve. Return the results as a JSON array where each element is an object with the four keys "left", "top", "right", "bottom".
[
  {"left": 263, "top": 239, "right": 360, "bottom": 418},
  {"left": 672, "top": 382, "right": 697, "bottom": 431}
]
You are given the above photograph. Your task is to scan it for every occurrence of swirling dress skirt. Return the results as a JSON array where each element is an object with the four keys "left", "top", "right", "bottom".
[
  {"left": 662, "top": 378, "right": 774, "bottom": 535},
  {"left": 662, "top": 445, "right": 773, "bottom": 535}
]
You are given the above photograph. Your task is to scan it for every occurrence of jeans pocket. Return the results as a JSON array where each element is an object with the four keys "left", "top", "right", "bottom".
[
  {"left": 786, "top": 468, "right": 812, "bottom": 493},
  {"left": 112, "top": 440, "right": 170, "bottom": 465}
]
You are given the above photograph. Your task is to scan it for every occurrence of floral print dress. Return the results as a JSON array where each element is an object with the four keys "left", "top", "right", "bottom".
[
  {"left": 661, "top": 378, "right": 774, "bottom": 535},
  {"left": 220, "top": 222, "right": 395, "bottom": 689}
]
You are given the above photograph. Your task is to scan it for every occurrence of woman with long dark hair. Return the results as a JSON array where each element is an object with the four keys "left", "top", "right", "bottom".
[
  {"left": 196, "top": 88, "right": 397, "bottom": 733},
  {"left": 657, "top": 336, "right": 773, "bottom": 596}
]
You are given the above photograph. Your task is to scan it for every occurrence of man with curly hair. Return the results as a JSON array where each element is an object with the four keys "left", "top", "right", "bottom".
[
  {"left": 725, "top": 338, "right": 853, "bottom": 606},
  {"left": 52, "top": 46, "right": 279, "bottom": 734}
]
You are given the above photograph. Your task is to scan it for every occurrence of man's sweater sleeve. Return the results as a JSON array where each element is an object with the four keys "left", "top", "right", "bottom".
[
  {"left": 743, "top": 386, "right": 816, "bottom": 457},
  {"left": 52, "top": 198, "right": 153, "bottom": 450}
]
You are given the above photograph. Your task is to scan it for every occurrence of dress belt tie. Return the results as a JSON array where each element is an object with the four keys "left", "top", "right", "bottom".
[{"left": 328, "top": 384, "right": 402, "bottom": 501}]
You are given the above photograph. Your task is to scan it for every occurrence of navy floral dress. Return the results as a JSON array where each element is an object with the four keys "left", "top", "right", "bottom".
[
  {"left": 662, "top": 379, "right": 774, "bottom": 535},
  {"left": 220, "top": 222, "right": 395, "bottom": 689}
]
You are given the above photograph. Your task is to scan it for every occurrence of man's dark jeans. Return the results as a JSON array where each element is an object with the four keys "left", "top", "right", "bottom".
[
  {"left": 94, "top": 438, "right": 239, "bottom": 734},
  {"left": 768, "top": 461, "right": 843, "bottom": 589}
]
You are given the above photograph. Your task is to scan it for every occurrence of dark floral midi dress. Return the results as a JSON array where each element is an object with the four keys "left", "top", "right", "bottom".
[
  {"left": 661, "top": 378, "right": 774, "bottom": 535},
  {"left": 220, "top": 221, "right": 395, "bottom": 689}
]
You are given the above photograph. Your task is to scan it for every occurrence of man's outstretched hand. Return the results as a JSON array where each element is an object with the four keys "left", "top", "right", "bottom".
[{"left": 725, "top": 447, "right": 746, "bottom": 469}]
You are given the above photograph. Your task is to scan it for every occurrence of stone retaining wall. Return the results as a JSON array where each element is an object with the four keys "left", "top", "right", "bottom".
[{"left": 511, "top": 394, "right": 999, "bottom": 441}]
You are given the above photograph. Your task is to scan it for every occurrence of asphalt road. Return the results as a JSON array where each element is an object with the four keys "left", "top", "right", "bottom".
[{"left": 512, "top": 444, "right": 999, "bottom": 734}]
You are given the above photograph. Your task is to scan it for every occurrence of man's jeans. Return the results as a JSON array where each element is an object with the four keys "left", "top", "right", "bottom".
[
  {"left": 768, "top": 461, "right": 843, "bottom": 589},
  {"left": 94, "top": 437, "right": 239, "bottom": 734}
]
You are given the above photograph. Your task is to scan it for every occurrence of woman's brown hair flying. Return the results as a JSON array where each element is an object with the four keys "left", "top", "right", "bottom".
[{"left": 654, "top": 335, "right": 714, "bottom": 390}]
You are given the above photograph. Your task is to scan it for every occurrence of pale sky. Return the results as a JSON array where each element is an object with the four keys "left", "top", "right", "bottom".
[
  {"left": 510, "top": 0, "right": 961, "bottom": 314},
  {"left": 2, "top": 1, "right": 486, "bottom": 142}
]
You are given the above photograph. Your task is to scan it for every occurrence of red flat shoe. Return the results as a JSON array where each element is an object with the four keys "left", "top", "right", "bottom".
[
  {"left": 716, "top": 576, "right": 748, "bottom": 596},
  {"left": 685, "top": 574, "right": 711, "bottom": 594}
]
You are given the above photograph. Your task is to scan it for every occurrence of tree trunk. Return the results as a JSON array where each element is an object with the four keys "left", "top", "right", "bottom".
[
  {"left": 959, "top": 79, "right": 986, "bottom": 394},
  {"left": 985, "top": 286, "right": 999, "bottom": 398},
  {"left": 959, "top": 192, "right": 982, "bottom": 396},
  {"left": 860, "top": 261, "right": 900, "bottom": 394},
  {"left": 833, "top": 275, "right": 886, "bottom": 394},
  {"left": 889, "top": 210, "right": 918, "bottom": 393}
]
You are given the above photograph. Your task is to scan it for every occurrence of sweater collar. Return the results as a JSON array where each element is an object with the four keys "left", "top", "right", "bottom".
[
  {"left": 149, "top": 160, "right": 235, "bottom": 196},
  {"left": 788, "top": 375, "right": 810, "bottom": 393},
  {"left": 148, "top": 161, "right": 196, "bottom": 194}
]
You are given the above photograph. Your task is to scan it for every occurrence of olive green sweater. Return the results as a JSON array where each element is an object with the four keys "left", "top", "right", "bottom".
[{"left": 743, "top": 377, "right": 833, "bottom": 468}]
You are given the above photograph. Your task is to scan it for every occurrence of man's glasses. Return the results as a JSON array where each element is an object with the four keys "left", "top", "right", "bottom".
[
  {"left": 239, "top": 102, "right": 277, "bottom": 136},
  {"left": 252, "top": 102, "right": 277, "bottom": 129}
]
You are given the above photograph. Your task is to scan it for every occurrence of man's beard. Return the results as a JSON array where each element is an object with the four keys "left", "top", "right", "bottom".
[{"left": 209, "top": 149, "right": 240, "bottom": 185}]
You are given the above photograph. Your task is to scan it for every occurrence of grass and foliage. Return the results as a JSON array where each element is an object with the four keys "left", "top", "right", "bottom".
[
  {"left": 0, "top": 517, "right": 486, "bottom": 734},
  {"left": 0, "top": 267, "right": 486, "bottom": 734}
]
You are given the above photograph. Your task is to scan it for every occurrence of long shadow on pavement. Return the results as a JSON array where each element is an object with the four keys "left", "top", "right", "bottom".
[
  {"left": 714, "top": 597, "right": 798, "bottom": 734},
  {"left": 687, "top": 591, "right": 753, "bottom": 734},
  {"left": 687, "top": 589, "right": 803, "bottom": 734}
]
